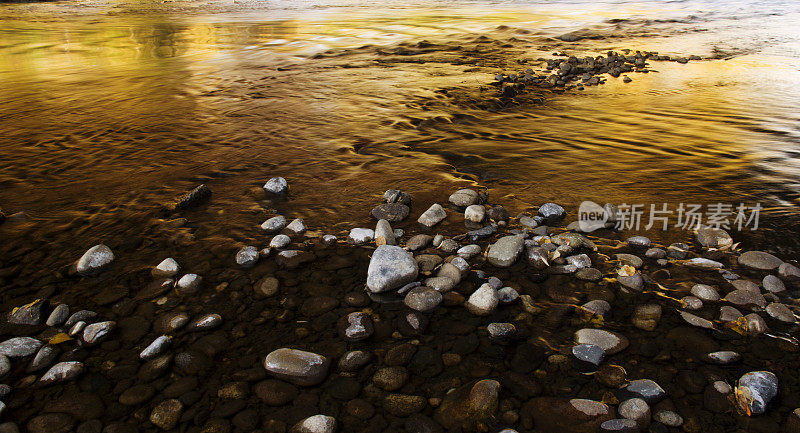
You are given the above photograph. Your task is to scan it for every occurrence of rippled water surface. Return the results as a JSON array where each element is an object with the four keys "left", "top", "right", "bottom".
[{"left": 1, "top": 0, "right": 800, "bottom": 251}]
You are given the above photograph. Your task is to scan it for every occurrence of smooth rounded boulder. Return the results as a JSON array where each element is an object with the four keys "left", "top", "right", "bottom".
[
  {"left": 76, "top": 244, "right": 114, "bottom": 276},
  {"left": 366, "top": 245, "right": 418, "bottom": 293},
  {"left": 487, "top": 235, "right": 524, "bottom": 267},
  {"left": 264, "top": 348, "right": 331, "bottom": 386}
]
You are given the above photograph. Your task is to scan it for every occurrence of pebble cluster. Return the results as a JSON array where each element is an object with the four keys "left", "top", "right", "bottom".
[
  {"left": 0, "top": 177, "right": 799, "bottom": 433},
  {"left": 493, "top": 50, "right": 703, "bottom": 98}
]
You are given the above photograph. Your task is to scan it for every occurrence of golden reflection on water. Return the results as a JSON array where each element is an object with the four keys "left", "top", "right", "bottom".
[{"left": 1, "top": 0, "right": 800, "bottom": 249}]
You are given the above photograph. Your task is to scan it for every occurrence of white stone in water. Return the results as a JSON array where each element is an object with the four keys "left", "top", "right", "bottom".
[
  {"left": 457, "top": 244, "right": 481, "bottom": 259},
  {"left": 46, "top": 304, "right": 70, "bottom": 327},
  {"left": 417, "top": 204, "right": 447, "bottom": 227},
  {"left": 167, "top": 313, "right": 190, "bottom": 331},
  {"left": 263, "top": 177, "right": 288, "bottom": 195},
  {"left": 486, "top": 235, "right": 524, "bottom": 267},
  {"left": 190, "top": 313, "right": 222, "bottom": 331},
  {"left": 684, "top": 257, "right": 724, "bottom": 270},
  {"left": 293, "top": 414, "right": 337, "bottom": 433},
  {"left": 176, "top": 274, "right": 202, "bottom": 294},
  {"left": 235, "top": 246, "right": 259, "bottom": 268},
  {"left": 39, "top": 361, "right": 84, "bottom": 385},
  {"left": 497, "top": 287, "right": 519, "bottom": 304},
  {"left": 366, "top": 245, "right": 418, "bottom": 293},
  {"left": 347, "top": 228, "right": 374, "bottom": 245},
  {"left": 261, "top": 215, "right": 287, "bottom": 233},
  {"left": 703, "top": 351, "right": 741, "bottom": 365},
  {"left": 449, "top": 256, "right": 470, "bottom": 273},
  {"left": 321, "top": 234, "right": 338, "bottom": 246},
  {"left": 618, "top": 398, "right": 650, "bottom": 429},
  {"left": 76, "top": 244, "right": 114, "bottom": 276},
  {"left": 737, "top": 371, "right": 778, "bottom": 415},
  {"left": 449, "top": 189, "right": 479, "bottom": 207},
  {"left": 0, "top": 337, "right": 42, "bottom": 357},
  {"left": 566, "top": 254, "right": 592, "bottom": 269},
  {"left": 69, "top": 321, "right": 87, "bottom": 336},
  {"left": 270, "top": 234, "right": 291, "bottom": 249},
  {"left": 374, "top": 219, "right": 395, "bottom": 246},
  {"left": 285, "top": 218, "right": 306, "bottom": 234},
  {"left": 465, "top": 283, "right": 499, "bottom": 316},
  {"left": 152, "top": 258, "right": 180, "bottom": 278},
  {"left": 140, "top": 335, "right": 171, "bottom": 360},
  {"left": 264, "top": 348, "right": 330, "bottom": 386},
  {"left": 83, "top": 321, "right": 116, "bottom": 345},
  {"left": 574, "top": 329, "right": 629, "bottom": 355},
  {"left": 464, "top": 205, "right": 485, "bottom": 223}
]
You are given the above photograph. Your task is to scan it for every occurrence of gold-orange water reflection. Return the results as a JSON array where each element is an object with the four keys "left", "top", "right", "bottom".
[{"left": 1, "top": 0, "right": 800, "bottom": 253}]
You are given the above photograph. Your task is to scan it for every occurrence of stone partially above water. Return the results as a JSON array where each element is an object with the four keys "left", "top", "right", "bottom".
[
  {"left": 449, "top": 189, "right": 479, "bottom": 207},
  {"left": 152, "top": 258, "right": 180, "bottom": 278},
  {"left": 235, "top": 246, "right": 259, "bottom": 268},
  {"left": 465, "top": 283, "right": 499, "bottom": 316},
  {"left": 695, "top": 227, "right": 733, "bottom": 249},
  {"left": 263, "top": 177, "right": 288, "bottom": 195},
  {"left": 371, "top": 203, "right": 409, "bottom": 222},
  {"left": 417, "top": 204, "right": 447, "bottom": 227},
  {"left": 347, "top": 228, "right": 374, "bottom": 245},
  {"left": 366, "top": 245, "right": 418, "bottom": 293},
  {"left": 574, "top": 329, "right": 629, "bottom": 355},
  {"left": 264, "top": 348, "right": 330, "bottom": 386},
  {"left": 172, "top": 184, "right": 211, "bottom": 210},
  {"left": 736, "top": 371, "right": 778, "bottom": 415},
  {"left": 76, "top": 244, "right": 114, "bottom": 276},
  {"left": 739, "top": 251, "right": 783, "bottom": 271},
  {"left": 487, "top": 235, "right": 524, "bottom": 267},
  {"left": 538, "top": 202, "right": 566, "bottom": 224},
  {"left": 261, "top": 215, "right": 287, "bottom": 233}
]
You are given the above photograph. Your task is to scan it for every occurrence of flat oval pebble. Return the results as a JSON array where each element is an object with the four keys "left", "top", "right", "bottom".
[
  {"left": 0, "top": 337, "right": 42, "bottom": 357},
  {"left": 739, "top": 251, "right": 783, "bottom": 271},
  {"left": 261, "top": 215, "right": 287, "bottom": 233},
  {"left": 76, "top": 244, "right": 114, "bottom": 276},
  {"left": 679, "top": 311, "right": 714, "bottom": 329},
  {"left": 264, "top": 348, "right": 330, "bottom": 386},
  {"left": 703, "top": 351, "right": 741, "bottom": 365},
  {"left": 574, "top": 329, "right": 629, "bottom": 355},
  {"left": 766, "top": 303, "right": 795, "bottom": 323},
  {"left": 724, "top": 289, "right": 766, "bottom": 309},
  {"left": 691, "top": 284, "right": 720, "bottom": 302}
]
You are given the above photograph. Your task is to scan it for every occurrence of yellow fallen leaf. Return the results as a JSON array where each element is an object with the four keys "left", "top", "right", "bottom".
[
  {"left": 49, "top": 333, "right": 72, "bottom": 345},
  {"left": 617, "top": 265, "right": 636, "bottom": 277}
]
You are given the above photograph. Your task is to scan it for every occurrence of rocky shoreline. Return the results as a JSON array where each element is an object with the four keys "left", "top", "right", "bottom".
[{"left": 1, "top": 178, "right": 799, "bottom": 433}]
